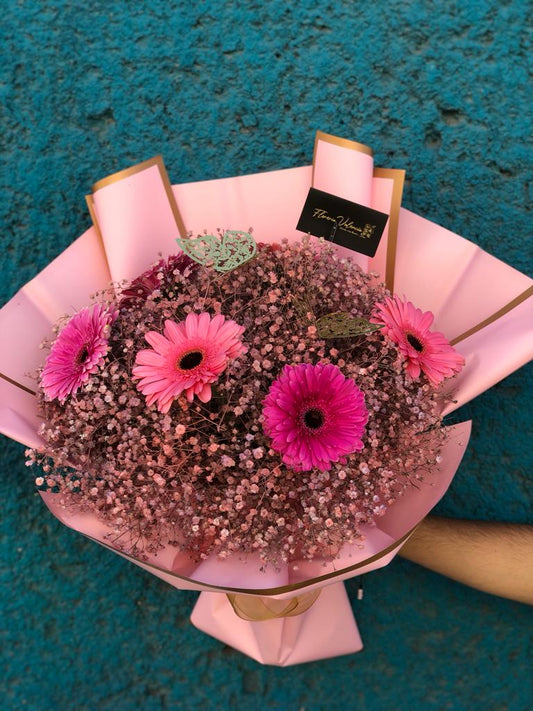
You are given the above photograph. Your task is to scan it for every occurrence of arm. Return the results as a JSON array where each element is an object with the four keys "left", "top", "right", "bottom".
[{"left": 398, "top": 516, "right": 533, "bottom": 605}]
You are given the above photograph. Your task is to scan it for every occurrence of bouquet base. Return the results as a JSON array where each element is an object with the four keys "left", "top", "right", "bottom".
[{"left": 190, "top": 582, "right": 363, "bottom": 666}]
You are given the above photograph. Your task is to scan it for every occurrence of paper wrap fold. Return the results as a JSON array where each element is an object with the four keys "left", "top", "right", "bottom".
[{"left": 1, "top": 132, "right": 531, "bottom": 665}]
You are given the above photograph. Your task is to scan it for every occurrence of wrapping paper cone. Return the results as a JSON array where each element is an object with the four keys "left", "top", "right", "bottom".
[
  {"left": 191, "top": 583, "right": 363, "bottom": 666},
  {"left": 1, "top": 132, "right": 531, "bottom": 665},
  {"left": 87, "top": 156, "right": 186, "bottom": 283}
]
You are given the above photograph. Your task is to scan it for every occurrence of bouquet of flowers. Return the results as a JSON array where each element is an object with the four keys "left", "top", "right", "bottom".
[
  {"left": 1, "top": 132, "right": 531, "bottom": 665},
  {"left": 29, "top": 235, "right": 464, "bottom": 567}
]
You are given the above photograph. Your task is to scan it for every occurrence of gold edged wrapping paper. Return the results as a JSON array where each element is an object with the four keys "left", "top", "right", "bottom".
[
  {"left": 311, "top": 131, "right": 405, "bottom": 294},
  {"left": 0, "top": 372, "right": 36, "bottom": 396},
  {"left": 227, "top": 589, "right": 322, "bottom": 621},
  {"left": 85, "top": 194, "right": 106, "bottom": 257},
  {"left": 87, "top": 155, "right": 188, "bottom": 239},
  {"left": 450, "top": 284, "right": 533, "bottom": 345},
  {"left": 312, "top": 131, "right": 374, "bottom": 178},
  {"left": 372, "top": 167, "right": 405, "bottom": 293},
  {"left": 80, "top": 524, "right": 416, "bottom": 597}
]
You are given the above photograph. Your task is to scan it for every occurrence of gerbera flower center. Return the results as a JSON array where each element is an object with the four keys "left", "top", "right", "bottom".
[
  {"left": 177, "top": 350, "right": 204, "bottom": 371},
  {"left": 76, "top": 345, "right": 90, "bottom": 365},
  {"left": 406, "top": 333, "right": 424, "bottom": 352},
  {"left": 303, "top": 407, "right": 325, "bottom": 430}
]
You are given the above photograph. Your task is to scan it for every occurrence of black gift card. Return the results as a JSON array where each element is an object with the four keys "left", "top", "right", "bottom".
[{"left": 296, "top": 188, "right": 389, "bottom": 257}]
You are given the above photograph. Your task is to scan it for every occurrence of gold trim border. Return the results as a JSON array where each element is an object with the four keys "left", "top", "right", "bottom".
[
  {"left": 92, "top": 155, "right": 163, "bottom": 191},
  {"left": 450, "top": 285, "right": 533, "bottom": 345},
  {"left": 80, "top": 525, "right": 416, "bottom": 597},
  {"left": 89, "top": 156, "right": 187, "bottom": 239},
  {"left": 312, "top": 130, "right": 374, "bottom": 186},
  {"left": 0, "top": 372, "right": 36, "bottom": 396},
  {"left": 313, "top": 130, "right": 374, "bottom": 159},
  {"left": 84, "top": 194, "right": 110, "bottom": 279},
  {"left": 373, "top": 167, "right": 405, "bottom": 293}
]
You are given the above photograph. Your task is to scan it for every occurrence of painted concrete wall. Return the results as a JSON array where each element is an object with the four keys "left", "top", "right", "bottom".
[{"left": 1, "top": 2, "right": 531, "bottom": 709}]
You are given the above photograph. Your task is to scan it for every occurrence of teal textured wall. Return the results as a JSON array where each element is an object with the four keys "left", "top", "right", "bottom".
[{"left": 1, "top": 1, "right": 532, "bottom": 709}]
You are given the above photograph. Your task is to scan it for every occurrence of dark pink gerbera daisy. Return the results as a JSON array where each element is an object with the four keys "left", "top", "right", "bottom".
[
  {"left": 41, "top": 304, "right": 117, "bottom": 401},
  {"left": 372, "top": 296, "right": 465, "bottom": 385},
  {"left": 132, "top": 312, "right": 247, "bottom": 412},
  {"left": 262, "top": 363, "right": 368, "bottom": 472},
  {"left": 119, "top": 253, "right": 195, "bottom": 308}
]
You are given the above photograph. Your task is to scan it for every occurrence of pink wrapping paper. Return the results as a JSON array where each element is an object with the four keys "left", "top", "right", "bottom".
[
  {"left": 191, "top": 583, "right": 363, "bottom": 665},
  {"left": 1, "top": 131, "right": 531, "bottom": 664},
  {"left": 0, "top": 228, "right": 110, "bottom": 447}
]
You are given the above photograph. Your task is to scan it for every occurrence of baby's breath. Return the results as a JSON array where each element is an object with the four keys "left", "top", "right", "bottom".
[{"left": 28, "top": 238, "right": 448, "bottom": 567}]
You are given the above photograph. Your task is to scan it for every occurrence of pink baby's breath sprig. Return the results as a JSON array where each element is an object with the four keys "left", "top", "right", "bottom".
[
  {"left": 30, "top": 237, "right": 451, "bottom": 567},
  {"left": 119, "top": 253, "right": 196, "bottom": 309}
]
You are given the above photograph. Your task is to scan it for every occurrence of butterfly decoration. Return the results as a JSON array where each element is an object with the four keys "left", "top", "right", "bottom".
[
  {"left": 176, "top": 230, "right": 257, "bottom": 273},
  {"left": 315, "top": 312, "right": 383, "bottom": 339}
]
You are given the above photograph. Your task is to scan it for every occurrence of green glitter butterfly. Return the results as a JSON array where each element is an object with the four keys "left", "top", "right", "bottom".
[
  {"left": 176, "top": 230, "right": 257, "bottom": 273},
  {"left": 316, "top": 312, "right": 384, "bottom": 339}
]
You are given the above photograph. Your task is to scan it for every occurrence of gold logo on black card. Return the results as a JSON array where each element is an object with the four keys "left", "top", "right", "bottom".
[{"left": 312, "top": 208, "right": 376, "bottom": 239}]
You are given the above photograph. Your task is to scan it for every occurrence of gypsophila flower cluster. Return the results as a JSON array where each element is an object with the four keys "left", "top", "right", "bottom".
[{"left": 27, "top": 236, "right": 461, "bottom": 567}]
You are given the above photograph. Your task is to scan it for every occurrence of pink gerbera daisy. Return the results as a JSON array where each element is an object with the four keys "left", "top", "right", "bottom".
[
  {"left": 41, "top": 304, "right": 117, "bottom": 401},
  {"left": 262, "top": 363, "right": 368, "bottom": 472},
  {"left": 372, "top": 296, "right": 465, "bottom": 385},
  {"left": 132, "top": 312, "right": 247, "bottom": 412}
]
